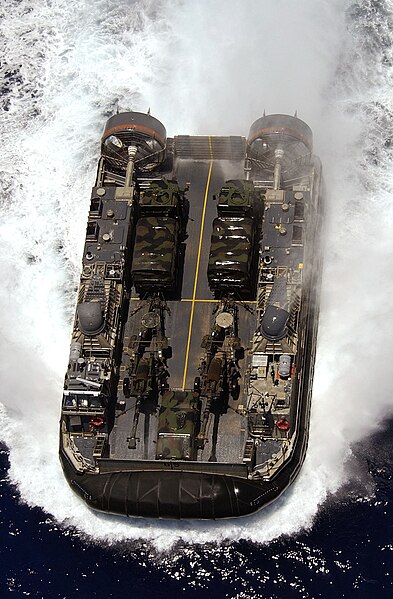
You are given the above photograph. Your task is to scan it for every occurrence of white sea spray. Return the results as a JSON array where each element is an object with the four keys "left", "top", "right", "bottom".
[{"left": 0, "top": 0, "right": 392, "bottom": 549}]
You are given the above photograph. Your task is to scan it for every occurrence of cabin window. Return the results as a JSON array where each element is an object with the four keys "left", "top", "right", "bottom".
[
  {"left": 86, "top": 221, "right": 100, "bottom": 241},
  {"left": 292, "top": 225, "right": 303, "bottom": 244}
]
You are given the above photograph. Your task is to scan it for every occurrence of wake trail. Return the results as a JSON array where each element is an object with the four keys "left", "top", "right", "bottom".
[{"left": 1, "top": 0, "right": 392, "bottom": 549}]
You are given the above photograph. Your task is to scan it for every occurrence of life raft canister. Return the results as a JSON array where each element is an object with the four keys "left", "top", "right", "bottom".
[
  {"left": 276, "top": 418, "right": 290, "bottom": 431},
  {"left": 90, "top": 416, "right": 104, "bottom": 428}
]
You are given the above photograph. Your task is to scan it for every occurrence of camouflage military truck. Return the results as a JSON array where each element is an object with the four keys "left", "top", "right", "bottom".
[
  {"left": 131, "top": 179, "right": 187, "bottom": 291},
  {"left": 208, "top": 180, "right": 259, "bottom": 292},
  {"left": 156, "top": 390, "right": 201, "bottom": 460}
]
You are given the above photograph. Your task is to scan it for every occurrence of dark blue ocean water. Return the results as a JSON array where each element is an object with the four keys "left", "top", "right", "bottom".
[{"left": 1, "top": 428, "right": 393, "bottom": 598}]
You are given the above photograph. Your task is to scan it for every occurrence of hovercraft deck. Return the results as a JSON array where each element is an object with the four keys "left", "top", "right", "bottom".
[{"left": 60, "top": 112, "right": 322, "bottom": 519}]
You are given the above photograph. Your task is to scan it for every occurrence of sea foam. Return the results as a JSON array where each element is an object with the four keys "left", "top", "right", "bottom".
[{"left": 1, "top": 0, "right": 392, "bottom": 549}]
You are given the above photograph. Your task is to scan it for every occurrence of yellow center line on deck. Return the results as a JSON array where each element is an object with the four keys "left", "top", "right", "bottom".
[
  {"left": 131, "top": 297, "right": 257, "bottom": 304},
  {"left": 181, "top": 298, "right": 216, "bottom": 303},
  {"left": 181, "top": 147, "right": 213, "bottom": 391},
  {"left": 180, "top": 298, "right": 257, "bottom": 304}
]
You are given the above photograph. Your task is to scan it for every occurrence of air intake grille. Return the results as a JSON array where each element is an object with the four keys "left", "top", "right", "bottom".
[{"left": 174, "top": 135, "right": 246, "bottom": 160}]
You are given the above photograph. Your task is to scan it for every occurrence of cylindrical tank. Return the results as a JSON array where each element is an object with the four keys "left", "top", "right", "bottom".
[
  {"left": 69, "top": 342, "right": 82, "bottom": 362},
  {"left": 261, "top": 276, "right": 289, "bottom": 341},
  {"left": 278, "top": 354, "right": 291, "bottom": 378},
  {"left": 77, "top": 302, "right": 105, "bottom": 336}
]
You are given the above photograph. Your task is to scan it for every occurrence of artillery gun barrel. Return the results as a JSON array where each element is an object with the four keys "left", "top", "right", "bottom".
[
  {"left": 75, "top": 377, "right": 101, "bottom": 390},
  {"left": 197, "top": 395, "right": 213, "bottom": 446},
  {"left": 128, "top": 396, "right": 142, "bottom": 449}
]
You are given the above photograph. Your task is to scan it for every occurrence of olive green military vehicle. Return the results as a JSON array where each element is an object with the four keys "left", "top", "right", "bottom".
[
  {"left": 60, "top": 111, "right": 323, "bottom": 519},
  {"left": 208, "top": 180, "right": 259, "bottom": 294},
  {"left": 156, "top": 390, "right": 201, "bottom": 461},
  {"left": 131, "top": 179, "right": 187, "bottom": 292}
]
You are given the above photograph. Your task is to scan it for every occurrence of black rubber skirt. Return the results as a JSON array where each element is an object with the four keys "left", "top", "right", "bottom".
[{"left": 59, "top": 452, "right": 286, "bottom": 519}]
